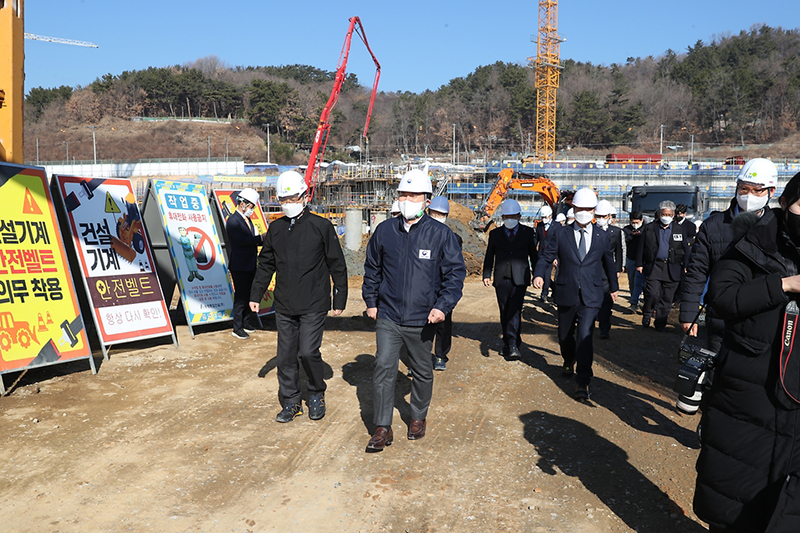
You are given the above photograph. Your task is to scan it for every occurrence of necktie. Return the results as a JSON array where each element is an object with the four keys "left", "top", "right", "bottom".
[{"left": 578, "top": 229, "right": 587, "bottom": 261}]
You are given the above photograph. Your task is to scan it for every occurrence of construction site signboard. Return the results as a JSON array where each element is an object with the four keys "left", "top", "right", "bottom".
[
  {"left": 211, "top": 189, "right": 274, "bottom": 315},
  {"left": 146, "top": 180, "right": 233, "bottom": 328},
  {"left": 54, "top": 176, "right": 175, "bottom": 351},
  {"left": 0, "top": 163, "right": 93, "bottom": 384}
]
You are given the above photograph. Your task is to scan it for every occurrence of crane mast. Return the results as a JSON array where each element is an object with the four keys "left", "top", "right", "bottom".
[{"left": 533, "top": 0, "right": 562, "bottom": 163}]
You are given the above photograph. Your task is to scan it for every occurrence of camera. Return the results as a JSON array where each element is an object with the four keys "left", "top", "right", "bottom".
[{"left": 674, "top": 342, "right": 718, "bottom": 415}]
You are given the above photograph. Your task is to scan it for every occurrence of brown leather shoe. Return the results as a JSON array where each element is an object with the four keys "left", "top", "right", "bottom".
[
  {"left": 366, "top": 427, "right": 393, "bottom": 453},
  {"left": 408, "top": 419, "right": 427, "bottom": 440}
]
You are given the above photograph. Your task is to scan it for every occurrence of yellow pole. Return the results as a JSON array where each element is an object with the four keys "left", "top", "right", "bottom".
[{"left": 0, "top": 0, "right": 25, "bottom": 164}]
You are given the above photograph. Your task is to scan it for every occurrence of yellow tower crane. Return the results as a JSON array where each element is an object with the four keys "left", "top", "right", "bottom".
[
  {"left": 1, "top": 0, "right": 98, "bottom": 164},
  {"left": 531, "top": 0, "right": 563, "bottom": 162}
]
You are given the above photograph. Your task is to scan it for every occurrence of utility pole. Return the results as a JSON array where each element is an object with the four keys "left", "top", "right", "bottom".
[
  {"left": 87, "top": 126, "right": 97, "bottom": 164},
  {"left": 36, "top": 138, "right": 39, "bottom": 165},
  {"left": 452, "top": 123, "right": 456, "bottom": 165},
  {"left": 659, "top": 124, "right": 664, "bottom": 155},
  {"left": 207, "top": 136, "right": 211, "bottom": 161},
  {"left": 64, "top": 141, "right": 69, "bottom": 162},
  {"left": 267, "top": 123, "right": 271, "bottom": 164}
]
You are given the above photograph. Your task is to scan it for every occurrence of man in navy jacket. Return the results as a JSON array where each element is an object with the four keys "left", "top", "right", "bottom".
[
  {"left": 225, "top": 188, "right": 265, "bottom": 339},
  {"left": 362, "top": 170, "right": 465, "bottom": 452},
  {"left": 533, "top": 188, "right": 618, "bottom": 400}
]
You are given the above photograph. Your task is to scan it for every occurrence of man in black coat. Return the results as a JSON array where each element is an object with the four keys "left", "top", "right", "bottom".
[
  {"left": 675, "top": 204, "right": 697, "bottom": 244},
  {"left": 482, "top": 199, "right": 538, "bottom": 359},
  {"left": 533, "top": 188, "right": 618, "bottom": 400},
  {"left": 636, "top": 200, "right": 690, "bottom": 332},
  {"left": 226, "top": 188, "right": 265, "bottom": 340},
  {"left": 535, "top": 205, "right": 555, "bottom": 302},
  {"left": 622, "top": 211, "right": 645, "bottom": 311},
  {"left": 594, "top": 200, "right": 624, "bottom": 339},
  {"left": 250, "top": 171, "right": 347, "bottom": 424}
]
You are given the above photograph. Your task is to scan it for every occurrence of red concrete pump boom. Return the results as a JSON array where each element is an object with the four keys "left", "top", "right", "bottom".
[{"left": 305, "top": 16, "right": 381, "bottom": 201}]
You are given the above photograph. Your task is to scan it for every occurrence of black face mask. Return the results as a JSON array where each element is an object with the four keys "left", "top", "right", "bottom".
[{"left": 785, "top": 210, "right": 800, "bottom": 245}]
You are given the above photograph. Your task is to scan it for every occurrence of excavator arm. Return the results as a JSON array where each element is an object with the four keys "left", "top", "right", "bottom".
[{"left": 469, "top": 169, "right": 559, "bottom": 231}]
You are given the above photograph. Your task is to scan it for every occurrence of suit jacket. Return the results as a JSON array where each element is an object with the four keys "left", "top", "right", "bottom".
[
  {"left": 535, "top": 221, "right": 553, "bottom": 253},
  {"left": 533, "top": 223, "right": 618, "bottom": 308},
  {"left": 225, "top": 211, "right": 264, "bottom": 271},
  {"left": 636, "top": 221, "right": 690, "bottom": 280},
  {"left": 482, "top": 224, "right": 538, "bottom": 287}
]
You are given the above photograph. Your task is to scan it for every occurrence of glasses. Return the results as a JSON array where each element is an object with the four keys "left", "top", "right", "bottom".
[{"left": 737, "top": 184, "right": 768, "bottom": 195}]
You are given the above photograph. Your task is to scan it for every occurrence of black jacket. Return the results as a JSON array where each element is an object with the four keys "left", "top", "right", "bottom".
[
  {"left": 535, "top": 221, "right": 552, "bottom": 253},
  {"left": 225, "top": 211, "right": 263, "bottom": 272},
  {"left": 694, "top": 208, "right": 800, "bottom": 531},
  {"left": 482, "top": 224, "right": 538, "bottom": 286},
  {"left": 362, "top": 214, "right": 465, "bottom": 327},
  {"left": 250, "top": 207, "right": 347, "bottom": 315},
  {"left": 679, "top": 199, "right": 737, "bottom": 325},
  {"left": 601, "top": 224, "right": 624, "bottom": 293},
  {"left": 636, "top": 220, "right": 690, "bottom": 280},
  {"left": 622, "top": 223, "right": 644, "bottom": 261}
]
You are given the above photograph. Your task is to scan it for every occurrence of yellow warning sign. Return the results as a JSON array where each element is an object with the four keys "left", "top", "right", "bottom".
[
  {"left": 104, "top": 192, "right": 121, "bottom": 213},
  {"left": 22, "top": 187, "right": 43, "bottom": 215}
]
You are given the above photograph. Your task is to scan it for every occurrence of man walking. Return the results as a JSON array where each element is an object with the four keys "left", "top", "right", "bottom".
[
  {"left": 362, "top": 170, "right": 465, "bottom": 452},
  {"left": 636, "top": 201, "right": 689, "bottom": 332},
  {"left": 594, "top": 200, "right": 624, "bottom": 339},
  {"left": 622, "top": 211, "right": 645, "bottom": 311},
  {"left": 482, "top": 199, "right": 538, "bottom": 358},
  {"left": 533, "top": 188, "right": 618, "bottom": 400},
  {"left": 226, "top": 187, "right": 265, "bottom": 340},
  {"left": 535, "top": 205, "right": 555, "bottom": 303},
  {"left": 249, "top": 171, "right": 348, "bottom": 423}
]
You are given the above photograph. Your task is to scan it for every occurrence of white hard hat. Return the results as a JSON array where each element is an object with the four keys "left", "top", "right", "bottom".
[
  {"left": 539, "top": 205, "right": 553, "bottom": 217},
  {"left": 610, "top": 205, "right": 618, "bottom": 215},
  {"left": 276, "top": 170, "right": 308, "bottom": 198},
  {"left": 572, "top": 188, "right": 598, "bottom": 209},
  {"left": 397, "top": 169, "right": 433, "bottom": 194},
  {"left": 595, "top": 199, "right": 613, "bottom": 216},
  {"left": 737, "top": 158, "right": 778, "bottom": 188},
  {"left": 567, "top": 208, "right": 575, "bottom": 219},
  {"left": 391, "top": 200, "right": 400, "bottom": 214},
  {"left": 555, "top": 213, "right": 567, "bottom": 223},
  {"left": 237, "top": 188, "right": 260, "bottom": 206},
  {"left": 500, "top": 199, "right": 521, "bottom": 216}
]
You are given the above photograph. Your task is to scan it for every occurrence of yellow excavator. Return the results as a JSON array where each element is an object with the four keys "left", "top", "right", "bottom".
[{"left": 470, "top": 168, "right": 560, "bottom": 231}]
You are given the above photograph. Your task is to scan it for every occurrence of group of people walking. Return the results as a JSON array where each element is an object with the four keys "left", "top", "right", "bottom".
[{"left": 227, "top": 159, "right": 800, "bottom": 531}]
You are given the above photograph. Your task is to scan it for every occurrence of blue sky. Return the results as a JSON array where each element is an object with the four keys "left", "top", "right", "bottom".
[{"left": 23, "top": 0, "right": 800, "bottom": 95}]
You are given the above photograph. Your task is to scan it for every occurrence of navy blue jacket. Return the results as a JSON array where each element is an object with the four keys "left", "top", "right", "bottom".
[
  {"left": 363, "top": 214, "right": 466, "bottom": 327},
  {"left": 533, "top": 223, "right": 618, "bottom": 308},
  {"left": 225, "top": 211, "right": 263, "bottom": 271},
  {"left": 482, "top": 224, "right": 538, "bottom": 286}
]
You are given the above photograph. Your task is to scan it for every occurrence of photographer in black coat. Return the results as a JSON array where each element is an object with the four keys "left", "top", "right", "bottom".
[{"left": 694, "top": 171, "right": 800, "bottom": 532}]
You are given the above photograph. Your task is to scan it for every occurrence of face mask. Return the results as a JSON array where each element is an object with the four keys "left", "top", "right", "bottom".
[
  {"left": 574, "top": 211, "right": 593, "bottom": 226},
  {"left": 737, "top": 193, "right": 770, "bottom": 213},
  {"left": 596, "top": 217, "right": 610, "bottom": 228},
  {"left": 244, "top": 207, "right": 255, "bottom": 218},
  {"left": 431, "top": 215, "right": 447, "bottom": 224},
  {"left": 542, "top": 217, "right": 552, "bottom": 225},
  {"left": 632, "top": 222, "right": 642, "bottom": 230},
  {"left": 660, "top": 216, "right": 674, "bottom": 226},
  {"left": 504, "top": 218, "right": 519, "bottom": 230},
  {"left": 786, "top": 210, "right": 800, "bottom": 245},
  {"left": 281, "top": 202, "right": 304, "bottom": 218},
  {"left": 399, "top": 200, "right": 425, "bottom": 220}
]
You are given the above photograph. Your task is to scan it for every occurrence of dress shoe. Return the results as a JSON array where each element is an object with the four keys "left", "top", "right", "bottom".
[
  {"left": 408, "top": 419, "right": 427, "bottom": 440},
  {"left": 561, "top": 363, "right": 574, "bottom": 377},
  {"left": 366, "top": 427, "right": 393, "bottom": 453},
  {"left": 276, "top": 403, "right": 303, "bottom": 423},
  {"left": 574, "top": 384, "right": 590, "bottom": 401},
  {"left": 599, "top": 329, "right": 610, "bottom": 339},
  {"left": 642, "top": 315, "right": 651, "bottom": 328},
  {"left": 307, "top": 393, "right": 325, "bottom": 420},
  {"left": 508, "top": 346, "right": 522, "bottom": 359}
]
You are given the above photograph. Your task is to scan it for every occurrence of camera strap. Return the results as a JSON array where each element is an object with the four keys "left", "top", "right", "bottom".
[
  {"left": 679, "top": 304, "right": 706, "bottom": 348},
  {"left": 779, "top": 300, "right": 800, "bottom": 405}
]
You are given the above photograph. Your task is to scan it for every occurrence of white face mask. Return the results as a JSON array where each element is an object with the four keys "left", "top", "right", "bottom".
[
  {"left": 431, "top": 215, "right": 447, "bottom": 224},
  {"left": 596, "top": 217, "right": 610, "bottom": 228},
  {"left": 737, "top": 193, "right": 770, "bottom": 212},
  {"left": 660, "top": 216, "right": 674, "bottom": 226},
  {"left": 632, "top": 222, "right": 642, "bottom": 230},
  {"left": 504, "top": 218, "right": 519, "bottom": 230},
  {"left": 574, "top": 211, "right": 594, "bottom": 226},
  {"left": 281, "top": 202, "right": 304, "bottom": 218},
  {"left": 244, "top": 207, "right": 255, "bottom": 218},
  {"left": 399, "top": 200, "right": 425, "bottom": 220},
  {"left": 542, "top": 217, "right": 552, "bottom": 225}
]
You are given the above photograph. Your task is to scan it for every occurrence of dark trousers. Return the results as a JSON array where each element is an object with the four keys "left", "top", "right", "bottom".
[
  {"left": 230, "top": 269, "right": 256, "bottom": 331},
  {"left": 642, "top": 261, "right": 679, "bottom": 329},
  {"left": 434, "top": 311, "right": 453, "bottom": 361},
  {"left": 495, "top": 278, "right": 527, "bottom": 349},
  {"left": 275, "top": 311, "right": 328, "bottom": 405},
  {"left": 541, "top": 263, "right": 554, "bottom": 298},
  {"left": 557, "top": 303, "right": 600, "bottom": 387},
  {"left": 373, "top": 318, "right": 435, "bottom": 427},
  {"left": 597, "top": 292, "right": 613, "bottom": 334}
]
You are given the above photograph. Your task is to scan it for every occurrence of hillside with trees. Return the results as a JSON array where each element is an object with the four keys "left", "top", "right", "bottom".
[{"left": 23, "top": 24, "right": 800, "bottom": 164}]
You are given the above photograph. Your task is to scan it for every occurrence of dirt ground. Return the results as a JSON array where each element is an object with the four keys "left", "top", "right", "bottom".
[{"left": 0, "top": 277, "right": 710, "bottom": 532}]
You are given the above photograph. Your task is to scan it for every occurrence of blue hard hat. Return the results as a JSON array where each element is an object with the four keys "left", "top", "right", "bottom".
[
  {"left": 429, "top": 196, "right": 450, "bottom": 214},
  {"left": 501, "top": 199, "right": 521, "bottom": 216}
]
